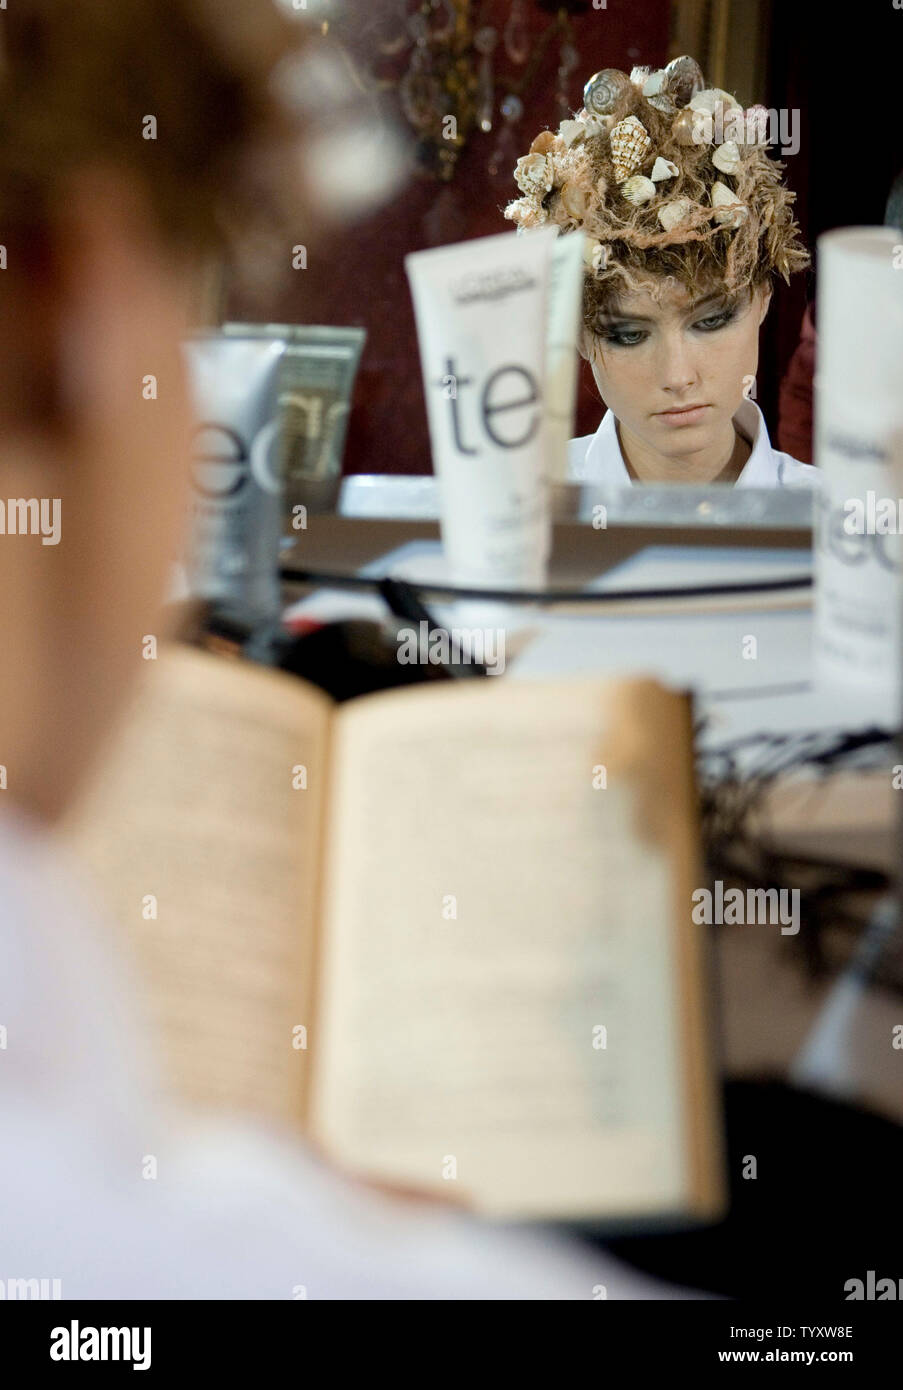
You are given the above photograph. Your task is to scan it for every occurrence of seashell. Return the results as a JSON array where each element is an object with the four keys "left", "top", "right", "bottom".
[
  {"left": 711, "top": 181, "right": 747, "bottom": 226},
  {"left": 622, "top": 174, "right": 656, "bottom": 204},
  {"left": 504, "top": 196, "right": 549, "bottom": 230},
  {"left": 671, "top": 108, "right": 713, "bottom": 147},
  {"left": 560, "top": 180, "right": 589, "bottom": 219},
  {"left": 658, "top": 197, "right": 695, "bottom": 232},
  {"left": 642, "top": 69, "right": 668, "bottom": 97},
  {"left": 583, "top": 238, "right": 609, "bottom": 273},
  {"left": 689, "top": 87, "right": 742, "bottom": 115},
  {"left": 583, "top": 68, "right": 631, "bottom": 115},
  {"left": 712, "top": 140, "right": 741, "bottom": 174},
  {"left": 530, "top": 130, "right": 557, "bottom": 156},
  {"left": 650, "top": 156, "right": 679, "bottom": 181},
  {"left": 514, "top": 153, "right": 553, "bottom": 197},
  {"left": 558, "top": 118, "right": 585, "bottom": 149},
  {"left": 671, "top": 109, "right": 698, "bottom": 146},
  {"left": 629, "top": 66, "right": 652, "bottom": 88},
  {"left": 664, "top": 55, "right": 705, "bottom": 108},
  {"left": 648, "top": 94, "right": 676, "bottom": 115},
  {"left": 581, "top": 114, "right": 612, "bottom": 140},
  {"left": 609, "top": 115, "right": 653, "bottom": 181}
]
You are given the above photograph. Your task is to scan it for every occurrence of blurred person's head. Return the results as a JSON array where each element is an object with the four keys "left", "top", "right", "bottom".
[
  {"left": 504, "top": 59, "right": 810, "bottom": 482},
  {"left": 0, "top": 0, "right": 317, "bottom": 824}
]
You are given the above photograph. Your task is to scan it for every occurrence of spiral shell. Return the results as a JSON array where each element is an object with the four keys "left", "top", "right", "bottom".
[
  {"left": 583, "top": 68, "right": 631, "bottom": 116},
  {"left": 664, "top": 55, "right": 705, "bottom": 108},
  {"left": 609, "top": 115, "right": 652, "bottom": 182}
]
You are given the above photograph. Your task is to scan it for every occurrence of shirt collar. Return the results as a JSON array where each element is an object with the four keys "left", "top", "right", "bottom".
[{"left": 583, "top": 397, "right": 776, "bottom": 487}]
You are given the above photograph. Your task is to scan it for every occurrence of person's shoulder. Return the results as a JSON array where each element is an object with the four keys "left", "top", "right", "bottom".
[
  {"left": 774, "top": 451, "right": 820, "bottom": 488},
  {"left": 566, "top": 432, "right": 597, "bottom": 482}
]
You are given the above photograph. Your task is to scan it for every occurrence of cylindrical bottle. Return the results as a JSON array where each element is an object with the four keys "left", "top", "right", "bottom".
[
  {"left": 812, "top": 226, "right": 903, "bottom": 717},
  {"left": 182, "top": 333, "right": 286, "bottom": 626}
]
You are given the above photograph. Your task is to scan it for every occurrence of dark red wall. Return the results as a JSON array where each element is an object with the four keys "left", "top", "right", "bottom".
[{"left": 229, "top": 1, "right": 671, "bottom": 476}]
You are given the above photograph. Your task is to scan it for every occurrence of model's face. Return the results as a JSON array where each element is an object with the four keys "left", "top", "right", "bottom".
[{"left": 580, "top": 280, "right": 771, "bottom": 453}]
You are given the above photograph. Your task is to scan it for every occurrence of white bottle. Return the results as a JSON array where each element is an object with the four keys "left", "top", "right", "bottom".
[{"left": 812, "top": 226, "right": 903, "bottom": 718}]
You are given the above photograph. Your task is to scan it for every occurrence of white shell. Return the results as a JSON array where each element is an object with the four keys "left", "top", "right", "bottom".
[
  {"left": 583, "top": 238, "right": 608, "bottom": 272},
  {"left": 629, "top": 65, "right": 652, "bottom": 88},
  {"left": 581, "top": 114, "right": 612, "bottom": 139},
  {"left": 650, "top": 156, "right": 679, "bottom": 181},
  {"left": 622, "top": 174, "right": 656, "bottom": 204},
  {"left": 712, "top": 140, "right": 741, "bottom": 174},
  {"left": 642, "top": 68, "right": 667, "bottom": 97},
  {"left": 711, "top": 181, "right": 747, "bottom": 225},
  {"left": 558, "top": 119, "right": 585, "bottom": 149},
  {"left": 689, "top": 87, "right": 742, "bottom": 114},
  {"left": 658, "top": 198, "right": 695, "bottom": 232}
]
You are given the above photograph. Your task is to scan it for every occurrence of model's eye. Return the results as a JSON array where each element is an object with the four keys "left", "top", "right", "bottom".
[
  {"left": 694, "top": 308, "right": 737, "bottom": 332},
  {"left": 598, "top": 328, "right": 647, "bottom": 348}
]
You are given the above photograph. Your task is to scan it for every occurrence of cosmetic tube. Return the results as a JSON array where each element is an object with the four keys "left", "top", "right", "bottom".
[
  {"left": 182, "top": 332, "right": 286, "bottom": 623},
  {"left": 812, "top": 227, "right": 903, "bottom": 718},
  {"left": 225, "top": 322, "right": 365, "bottom": 518},
  {"left": 405, "top": 226, "right": 559, "bottom": 595}
]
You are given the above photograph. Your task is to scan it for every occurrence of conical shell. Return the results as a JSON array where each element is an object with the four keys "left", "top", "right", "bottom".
[
  {"left": 658, "top": 198, "right": 695, "bottom": 232},
  {"left": 609, "top": 115, "right": 652, "bottom": 182},
  {"left": 650, "top": 156, "right": 679, "bottom": 181},
  {"left": 712, "top": 140, "right": 741, "bottom": 174}
]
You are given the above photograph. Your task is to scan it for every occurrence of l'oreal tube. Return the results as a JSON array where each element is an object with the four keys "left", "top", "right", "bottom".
[
  {"left": 405, "top": 226, "right": 558, "bottom": 593},
  {"left": 182, "top": 332, "right": 286, "bottom": 623},
  {"left": 812, "top": 227, "right": 903, "bottom": 719},
  {"left": 543, "top": 230, "right": 586, "bottom": 483}
]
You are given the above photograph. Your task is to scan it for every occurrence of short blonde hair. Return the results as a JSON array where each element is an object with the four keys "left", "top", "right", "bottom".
[{"left": 504, "top": 61, "right": 810, "bottom": 330}]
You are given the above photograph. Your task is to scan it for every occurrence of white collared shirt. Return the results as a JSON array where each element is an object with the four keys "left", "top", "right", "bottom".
[{"left": 568, "top": 398, "right": 818, "bottom": 488}]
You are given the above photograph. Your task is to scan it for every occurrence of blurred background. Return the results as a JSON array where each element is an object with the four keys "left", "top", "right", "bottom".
[{"left": 226, "top": 0, "right": 903, "bottom": 476}]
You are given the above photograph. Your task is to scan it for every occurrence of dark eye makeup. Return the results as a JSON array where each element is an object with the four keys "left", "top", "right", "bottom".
[{"left": 593, "top": 301, "right": 741, "bottom": 349}]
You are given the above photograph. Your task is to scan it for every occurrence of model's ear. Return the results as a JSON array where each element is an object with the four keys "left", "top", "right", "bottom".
[{"left": 758, "top": 284, "right": 773, "bottom": 324}]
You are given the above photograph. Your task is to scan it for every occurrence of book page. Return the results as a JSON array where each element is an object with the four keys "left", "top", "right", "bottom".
[
  {"left": 311, "top": 676, "right": 719, "bottom": 1221},
  {"left": 61, "top": 643, "right": 332, "bottom": 1130}
]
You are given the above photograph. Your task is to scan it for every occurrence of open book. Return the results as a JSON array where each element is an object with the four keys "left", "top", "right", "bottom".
[{"left": 62, "top": 643, "right": 724, "bottom": 1225}]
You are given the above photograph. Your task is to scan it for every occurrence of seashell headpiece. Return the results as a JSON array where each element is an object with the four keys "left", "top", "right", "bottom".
[{"left": 503, "top": 52, "right": 810, "bottom": 303}]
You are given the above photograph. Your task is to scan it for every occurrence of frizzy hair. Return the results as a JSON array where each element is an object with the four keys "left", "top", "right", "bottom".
[{"left": 504, "top": 64, "right": 810, "bottom": 328}]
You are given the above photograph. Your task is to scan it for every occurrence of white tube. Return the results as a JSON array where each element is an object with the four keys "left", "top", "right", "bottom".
[
  {"left": 543, "top": 230, "right": 587, "bottom": 484},
  {"left": 405, "top": 226, "right": 559, "bottom": 594},
  {"left": 812, "top": 226, "right": 903, "bottom": 717}
]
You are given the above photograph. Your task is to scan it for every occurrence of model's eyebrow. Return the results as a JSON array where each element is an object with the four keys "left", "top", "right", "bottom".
[{"left": 597, "top": 291, "right": 728, "bottom": 325}]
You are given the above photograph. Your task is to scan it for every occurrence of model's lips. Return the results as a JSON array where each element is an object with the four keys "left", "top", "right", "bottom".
[{"left": 654, "top": 404, "right": 712, "bottom": 425}]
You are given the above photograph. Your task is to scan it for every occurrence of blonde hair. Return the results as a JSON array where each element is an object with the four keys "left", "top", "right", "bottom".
[{"left": 504, "top": 62, "right": 810, "bottom": 329}]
